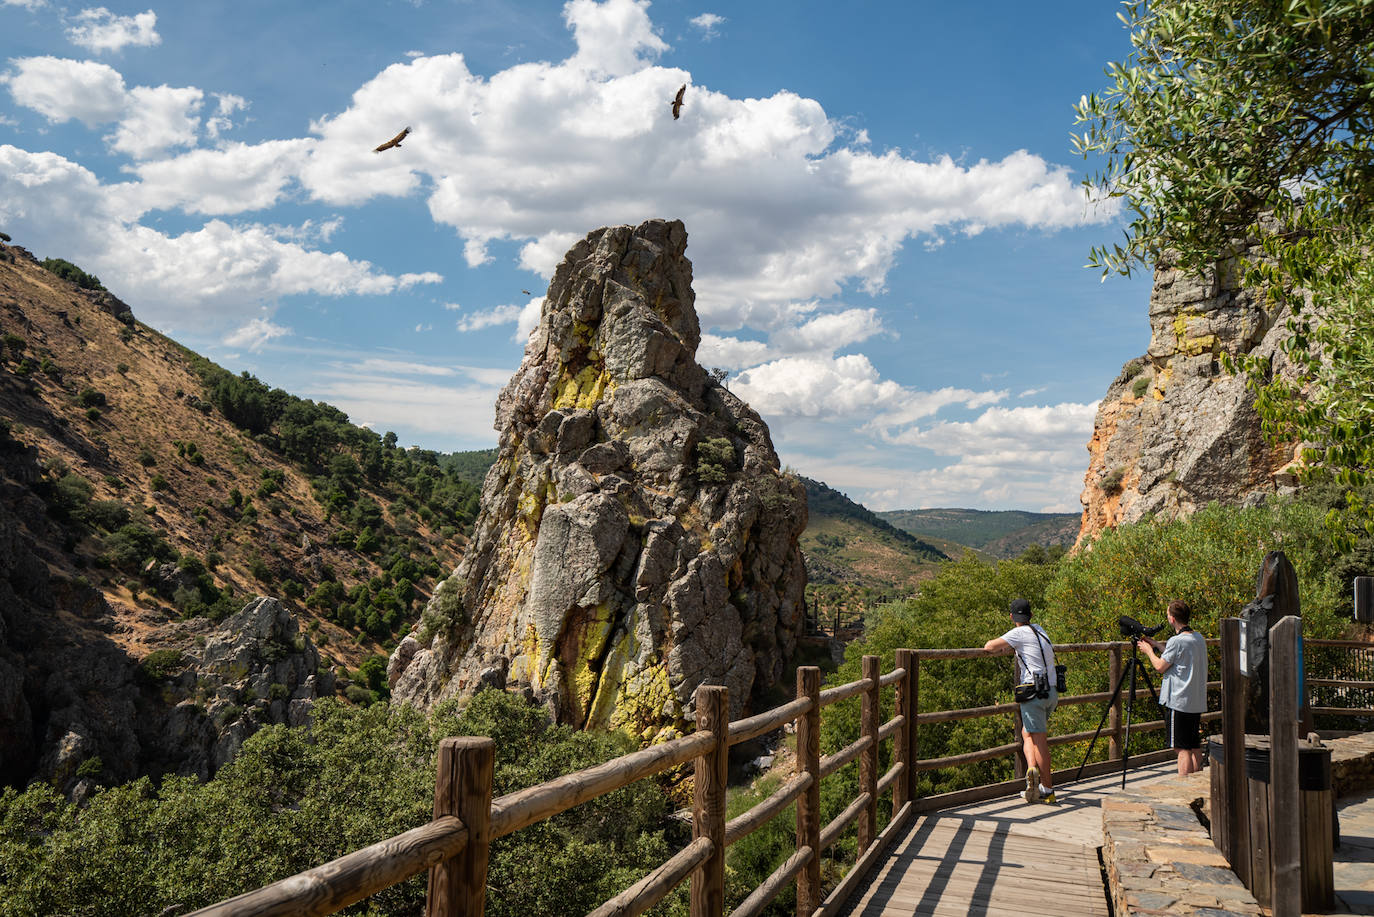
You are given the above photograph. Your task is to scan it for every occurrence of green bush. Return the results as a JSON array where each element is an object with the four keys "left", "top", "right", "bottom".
[
  {"left": 695, "top": 436, "right": 735, "bottom": 484},
  {"left": 40, "top": 257, "right": 104, "bottom": 291},
  {"left": 136, "top": 650, "right": 184, "bottom": 685},
  {"left": 0, "top": 690, "right": 683, "bottom": 917}
]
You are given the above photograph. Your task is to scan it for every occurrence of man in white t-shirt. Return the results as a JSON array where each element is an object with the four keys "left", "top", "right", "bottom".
[
  {"left": 1140, "top": 599, "right": 1208, "bottom": 775},
  {"left": 983, "top": 598, "right": 1059, "bottom": 804}
]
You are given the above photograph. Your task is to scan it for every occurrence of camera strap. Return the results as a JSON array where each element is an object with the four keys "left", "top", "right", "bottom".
[{"left": 1015, "top": 625, "right": 1051, "bottom": 681}]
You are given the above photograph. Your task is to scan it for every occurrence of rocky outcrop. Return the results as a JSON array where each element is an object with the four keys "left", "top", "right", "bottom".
[
  {"left": 390, "top": 220, "right": 807, "bottom": 738},
  {"left": 0, "top": 464, "right": 329, "bottom": 793},
  {"left": 1077, "top": 253, "right": 1300, "bottom": 546}
]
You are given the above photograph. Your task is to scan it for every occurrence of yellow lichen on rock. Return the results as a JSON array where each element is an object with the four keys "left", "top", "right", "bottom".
[
  {"left": 1181, "top": 333, "right": 1217, "bottom": 356},
  {"left": 553, "top": 364, "right": 614, "bottom": 411},
  {"left": 570, "top": 604, "right": 615, "bottom": 706}
]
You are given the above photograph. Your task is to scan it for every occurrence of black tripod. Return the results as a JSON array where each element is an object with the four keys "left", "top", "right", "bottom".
[{"left": 1074, "top": 637, "right": 1161, "bottom": 788}]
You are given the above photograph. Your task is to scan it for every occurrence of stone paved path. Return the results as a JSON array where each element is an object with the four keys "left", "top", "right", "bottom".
[{"left": 1331, "top": 791, "right": 1374, "bottom": 916}]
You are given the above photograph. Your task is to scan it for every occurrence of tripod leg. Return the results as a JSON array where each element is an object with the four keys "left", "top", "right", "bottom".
[
  {"left": 1122, "top": 653, "right": 1139, "bottom": 789},
  {"left": 1074, "top": 657, "right": 1135, "bottom": 784}
]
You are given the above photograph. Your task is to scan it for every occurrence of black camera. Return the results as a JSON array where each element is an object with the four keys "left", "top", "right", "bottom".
[{"left": 1118, "top": 615, "right": 1164, "bottom": 641}]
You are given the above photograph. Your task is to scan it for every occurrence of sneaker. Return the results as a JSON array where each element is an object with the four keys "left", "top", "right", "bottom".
[
  {"left": 1040, "top": 790, "right": 1058, "bottom": 805},
  {"left": 1023, "top": 766, "right": 1040, "bottom": 804}
]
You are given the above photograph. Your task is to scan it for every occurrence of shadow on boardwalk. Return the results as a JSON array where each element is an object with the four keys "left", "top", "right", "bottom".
[{"left": 839, "top": 762, "right": 1178, "bottom": 917}]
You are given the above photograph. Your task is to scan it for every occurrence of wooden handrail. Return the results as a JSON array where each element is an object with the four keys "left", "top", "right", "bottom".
[
  {"left": 819, "top": 791, "right": 871, "bottom": 851},
  {"left": 197, "top": 634, "right": 1373, "bottom": 917},
  {"left": 185, "top": 816, "right": 470, "bottom": 917},
  {"left": 728, "top": 697, "right": 811, "bottom": 747},
  {"left": 489, "top": 731, "right": 713, "bottom": 838},
  {"left": 820, "top": 734, "right": 872, "bottom": 779},
  {"left": 725, "top": 773, "right": 812, "bottom": 846},
  {"left": 819, "top": 675, "right": 872, "bottom": 706},
  {"left": 588, "top": 837, "right": 714, "bottom": 917},
  {"left": 732, "top": 846, "right": 814, "bottom": 917}
]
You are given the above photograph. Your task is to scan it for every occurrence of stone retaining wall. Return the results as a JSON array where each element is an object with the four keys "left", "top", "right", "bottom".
[{"left": 1101, "top": 733, "right": 1374, "bottom": 916}]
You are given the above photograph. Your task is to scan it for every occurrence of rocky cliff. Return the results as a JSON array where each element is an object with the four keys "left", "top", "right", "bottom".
[
  {"left": 1077, "top": 254, "right": 1300, "bottom": 545},
  {"left": 0, "top": 236, "right": 456, "bottom": 791},
  {"left": 389, "top": 220, "right": 808, "bottom": 737}
]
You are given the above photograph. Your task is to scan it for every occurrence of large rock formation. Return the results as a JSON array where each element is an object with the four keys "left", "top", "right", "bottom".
[
  {"left": 389, "top": 219, "right": 807, "bottom": 737},
  {"left": 1077, "top": 253, "right": 1300, "bottom": 545}
]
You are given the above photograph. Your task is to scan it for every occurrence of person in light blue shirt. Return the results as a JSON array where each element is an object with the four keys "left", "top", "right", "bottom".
[{"left": 1140, "top": 600, "right": 1208, "bottom": 775}]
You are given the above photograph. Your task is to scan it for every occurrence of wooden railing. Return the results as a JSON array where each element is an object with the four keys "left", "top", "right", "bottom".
[
  {"left": 188, "top": 657, "right": 914, "bottom": 917},
  {"left": 187, "top": 637, "right": 1250, "bottom": 917},
  {"left": 1304, "top": 638, "right": 1374, "bottom": 719}
]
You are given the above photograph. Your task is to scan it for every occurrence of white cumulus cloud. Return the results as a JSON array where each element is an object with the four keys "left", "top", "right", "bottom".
[
  {"left": 3, "top": 56, "right": 201, "bottom": 158},
  {"left": 2, "top": 56, "right": 127, "bottom": 125},
  {"left": 106, "top": 84, "right": 203, "bottom": 158},
  {"left": 0, "top": 145, "right": 442, "bottom": 327},
  {"left": 689, "top": 13, "right": 725, "bottom": 39},
  {"left": 455, "top": 303, "right": 525, "bottom": 332},
  {"left": 224, "top": 317, "right": 291, "bottom": 350},
  {"left": 296, "top": 3, "right": 1110, "bottom": 336},
  {"left": 66, "top": 7, "right": 160, "bottom": 53}
]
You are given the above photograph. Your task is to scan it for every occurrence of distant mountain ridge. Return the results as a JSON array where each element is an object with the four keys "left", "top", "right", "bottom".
[
  {"left": 878, "top": 507, "right": 1080, "bottom": 559},
  {"left": 801, "top": 478, "right": 947, "bottom": 562},
  {"left": 799, "top": 478, "right": 948, "bottom": 623}
]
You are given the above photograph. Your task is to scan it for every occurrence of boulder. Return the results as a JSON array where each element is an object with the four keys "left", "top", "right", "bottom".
[
  {"left": 391, "top": 220, "right": 807, "bottom": 736},
  {"left": 1077, "top": 250, "right": 1301, "bottom": 545}
]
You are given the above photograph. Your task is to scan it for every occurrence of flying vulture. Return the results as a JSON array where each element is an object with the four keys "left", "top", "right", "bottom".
[
  {"left": 670, "top": 85, "right": 685, "bottom": 120},
  {"left": 374, "top": 126, "right": 411, "bottom": 153},
  {"left": 522, "top": 289, "right": 532, "bottom": 295}
]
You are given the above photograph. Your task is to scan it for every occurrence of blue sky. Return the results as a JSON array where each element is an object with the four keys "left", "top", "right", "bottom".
[{"left": 0, "top": 0, "right": 1151, "bottom": 513}]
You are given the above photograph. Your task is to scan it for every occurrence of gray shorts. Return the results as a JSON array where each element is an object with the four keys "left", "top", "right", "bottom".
[{"left": 1019, "top": 688, "right": 1058, "bottom": 734}]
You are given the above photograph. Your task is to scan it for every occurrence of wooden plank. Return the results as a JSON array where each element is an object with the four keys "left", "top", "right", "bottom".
[
  {"left": 690, "top": 685, "right": 728, "bottom": 917},
  {"left": 817, "top": 801, "right": 913, "bottom": 917},
  {"left": 724, "top": 773, "right": 811, "bottom": 847},
  {"left": 1108, "top": 643, "right": 1122, "bottom": 761},
  {"left": 1271, "top": 615, "right": 1301, "bottom": 917},
  {"left": 859, "top": 655, "right": 880, "bottom": 852},
  {"left": 489, "top": 731, "right": 712, "bottom": 838},
  {"left": 587, "top": 837, "right": 712, "bottom": 917},
  {"left": 837, "top": 808, "right": 1113, "bottom": 917},
  {"left": 185, "top": 816, "right": 469, "bottom": 917},
  {"left": 1221, "top": 618, "right": 1249, "bottom": 887},
  {"left": 728, "top": 697, "right": 810, "bottom": 747},
  {"left": 427, "top": 737, "right": 493, "bottom": 917},
  {"left": 893, "top": 649, "right": 913, "bottom": 811},
  {"left": 796, "top": 666, "right": 822, "bottom": 917},
  {"left": 907, "top": 651, "right": 920, "bottom": 804}
]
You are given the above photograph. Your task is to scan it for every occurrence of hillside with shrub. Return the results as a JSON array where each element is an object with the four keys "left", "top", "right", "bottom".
[
  {"left": 0, "top": 239, "right": 480, "bottom": 786},
  {"left": 5, "top": 488, "right": 1373, "bottom": 915},
  {"left": 879, "top": 507, "right": 1080, "bottom": 559},
  {"left": 799, "top": 478, "right": 948, "bottom": 629}
]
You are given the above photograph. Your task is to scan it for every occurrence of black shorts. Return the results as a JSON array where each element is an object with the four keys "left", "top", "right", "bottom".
[{"left": 1164, "top": 707, "right": 1201, "bottom": 750}]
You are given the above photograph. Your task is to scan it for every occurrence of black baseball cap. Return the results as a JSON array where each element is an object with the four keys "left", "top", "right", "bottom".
[{"left": 1009, "top": 598, "right": 1032, "bottom": 623}]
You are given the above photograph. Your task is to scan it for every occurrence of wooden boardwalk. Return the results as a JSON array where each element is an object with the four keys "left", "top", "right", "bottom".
[{"left": 839, "top": 762, "right": 1178, "bottom": 917}]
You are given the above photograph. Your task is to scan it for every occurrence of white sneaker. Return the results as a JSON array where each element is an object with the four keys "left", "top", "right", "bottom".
[{"left": 1024, "top": 766, "right": 1040, "bottom": 804}]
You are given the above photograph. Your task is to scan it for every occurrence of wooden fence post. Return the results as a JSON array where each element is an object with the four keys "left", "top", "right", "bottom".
[
  {"left": 797, "top": 666, "right": 822, "bottom": 917},
  {"left": 1271, "top": 615, "right": 1302, "bottom": 917},
  {"left": 893, "top": 649, "right": 913, "bottom": 811},
  {"left": 1108, "top": 643, "right": 1123, "bottom": 761},
  {"left": 691, "top": 685, "right": 729, "bottom": 917},
  {"left": 1011, "top": 651, "right": 1026, "bottom": 780},
  {"left": 1220, "top": 617, "right": 1249, "bottom": 886},
  {"left": 427, "top": 737, "right": 495, "bottom": 917},
  {"left": 859, "top": 655, "right": 880, "bottom": 853}
]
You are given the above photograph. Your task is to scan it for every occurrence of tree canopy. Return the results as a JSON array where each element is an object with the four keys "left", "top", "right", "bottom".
[{"left": 1074, "top": 0, "right": 1374, "bottom": 529}]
